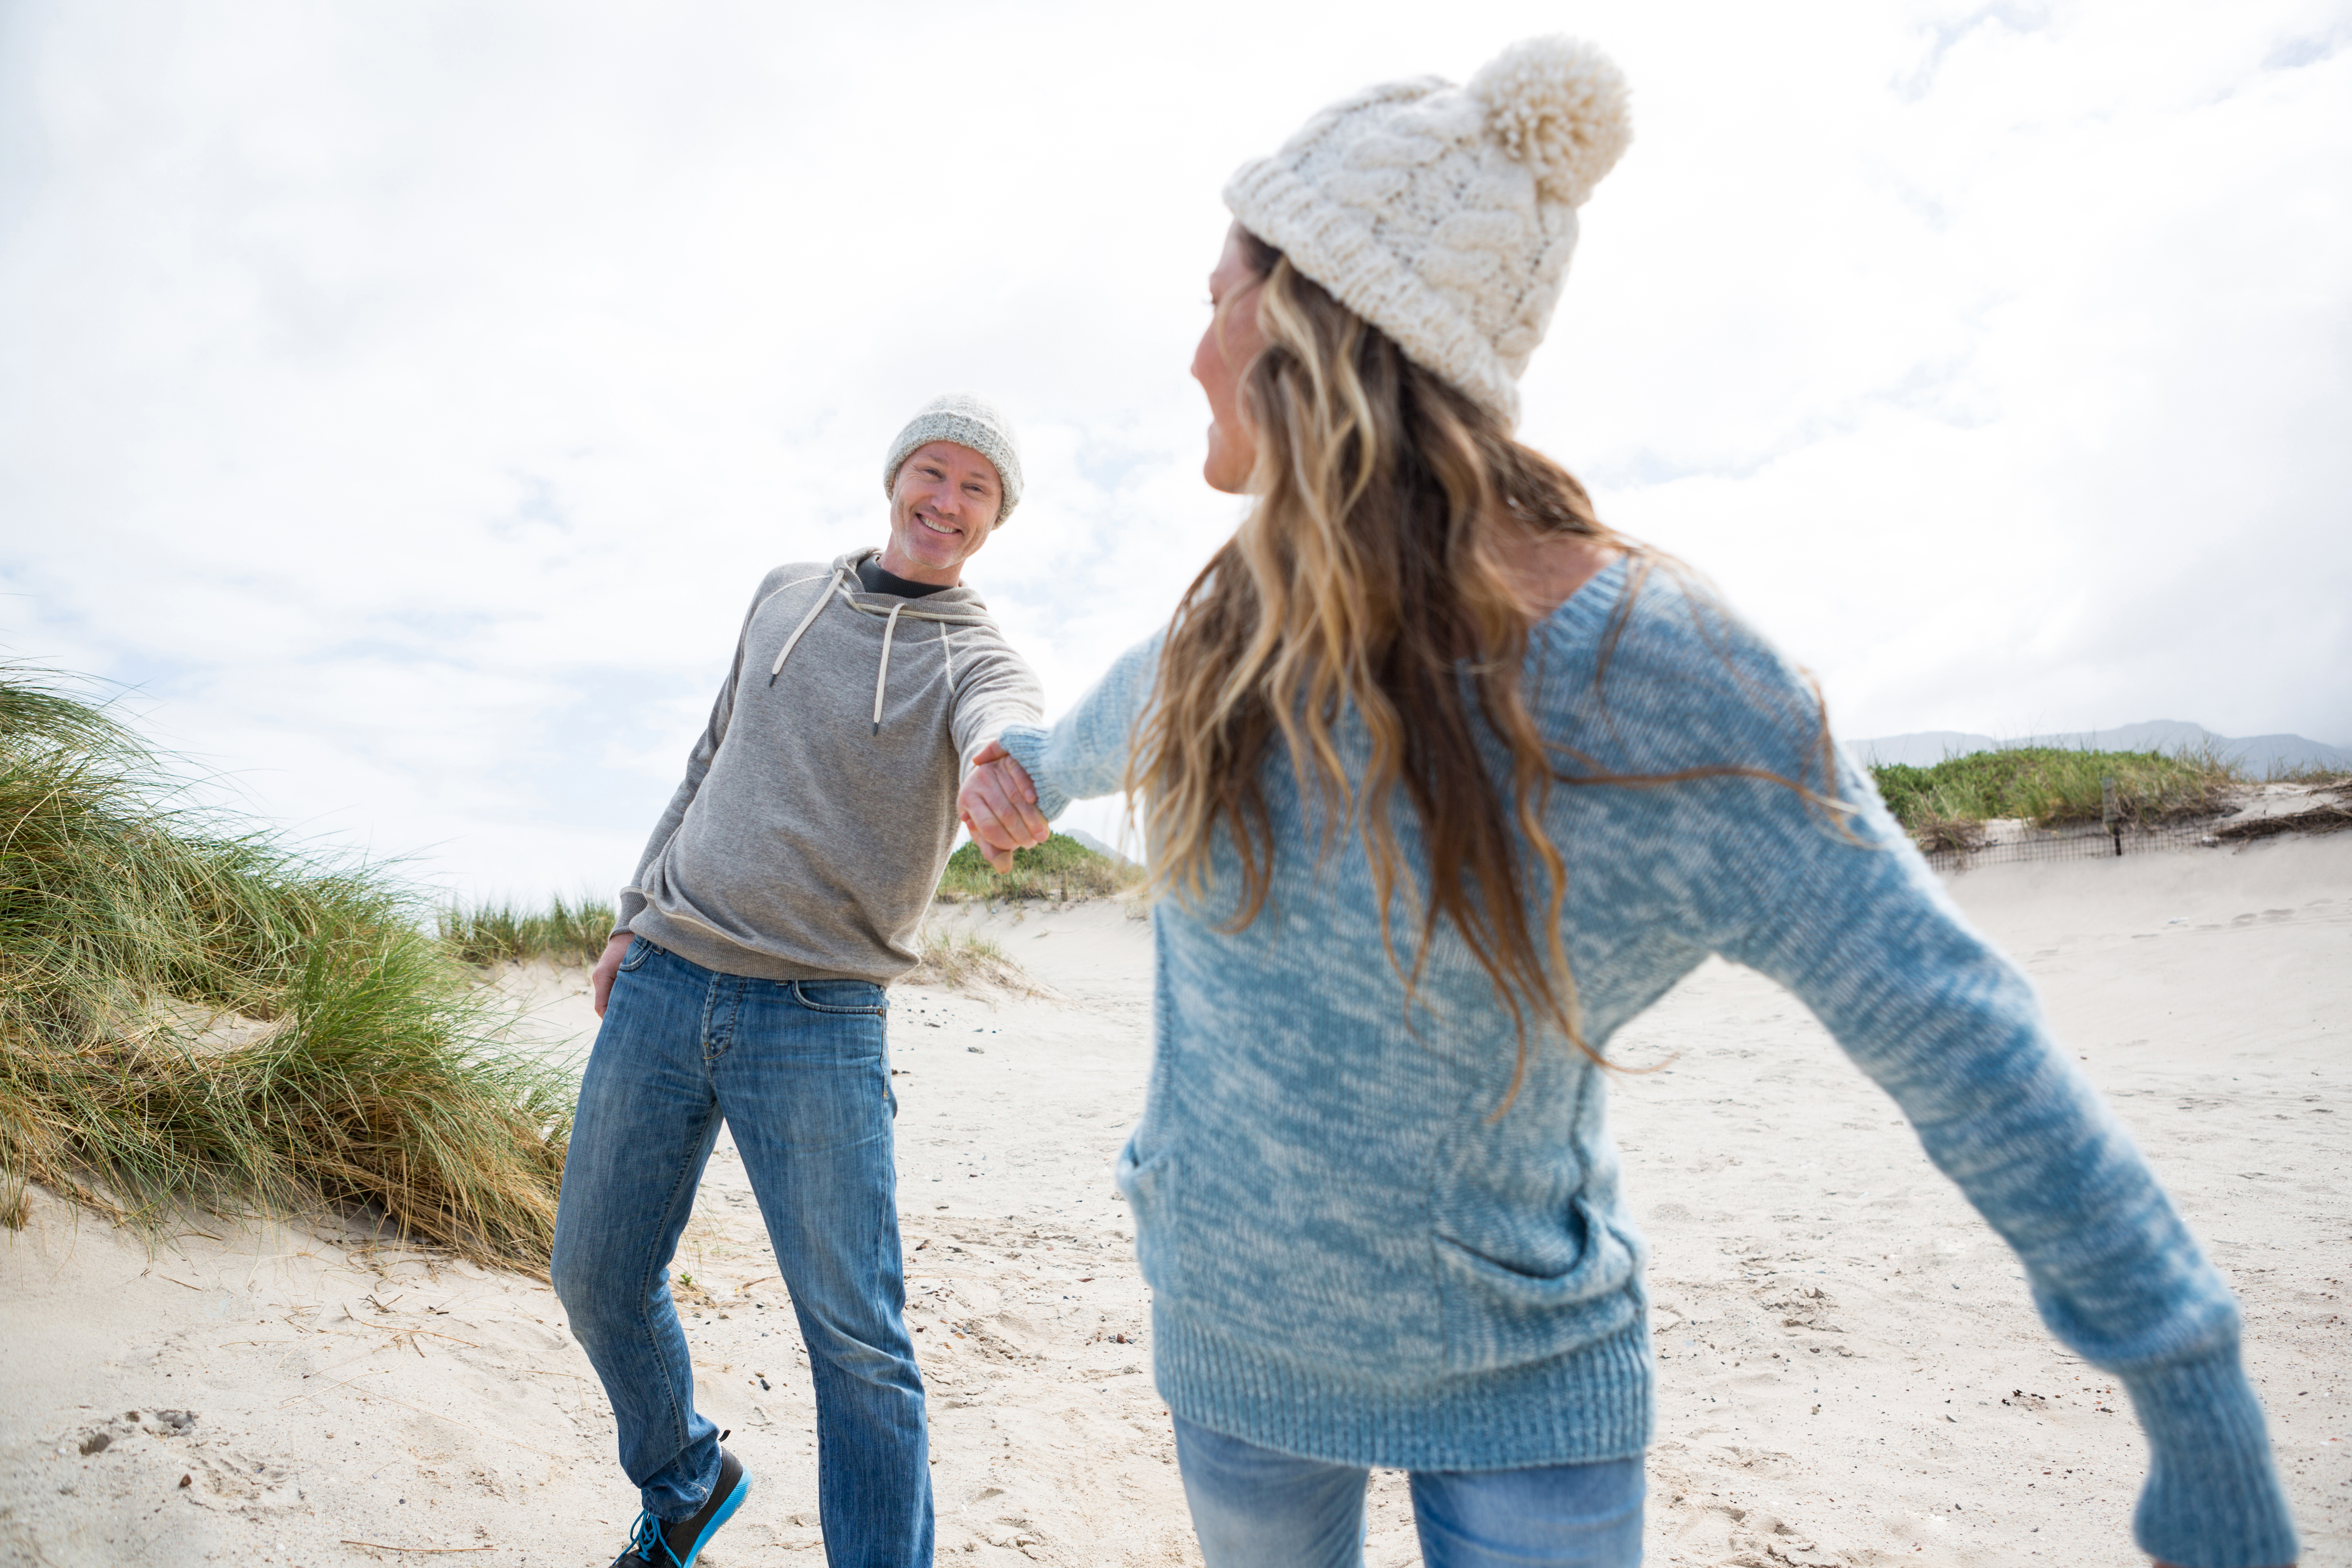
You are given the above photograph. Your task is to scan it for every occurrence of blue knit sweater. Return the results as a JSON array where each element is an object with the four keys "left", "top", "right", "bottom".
[{"left": 998, "top": 558, "right": 2297, "bottom": 1567}]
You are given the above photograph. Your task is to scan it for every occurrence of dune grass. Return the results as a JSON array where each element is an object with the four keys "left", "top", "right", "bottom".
[
  {"left": 936, "top": 831, "right": 1143, "bottom": 904},
  {"left": 438, "top": 894, "right": 617, "bottom": 967},
  {"left": 0, "top": 665, "right": 571, "bottom": 1267},
  {"left": 2264, "top": 762, "right": 2352, "bottom": 786},
  {"left": 906, "top": 928, "right": 1042, "bottom": 993},
  {"left": 1867, "top": 746, "right": 2242, "bottom": 839}
]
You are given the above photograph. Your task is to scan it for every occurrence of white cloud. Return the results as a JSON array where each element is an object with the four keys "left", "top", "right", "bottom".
[{"left": 2, "top": 0, "right": 2346, "bottom": 898}]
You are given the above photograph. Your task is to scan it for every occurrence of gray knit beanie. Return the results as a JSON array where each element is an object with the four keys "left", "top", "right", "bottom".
[
  {"left": 881, "top": 392, "right": 1024, "bottom": 524},
  {"left": 1222, "top": 36, "right": 1633, "bottom": 427}
]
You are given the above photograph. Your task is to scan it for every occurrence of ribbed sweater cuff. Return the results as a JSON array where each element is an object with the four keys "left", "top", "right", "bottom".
[
  {"left": 2121, "top": 1341, "right": 2298, "bottom": 1567},
  {"left": 997, "top": 726, "right": 1070, "bottom": 821}
]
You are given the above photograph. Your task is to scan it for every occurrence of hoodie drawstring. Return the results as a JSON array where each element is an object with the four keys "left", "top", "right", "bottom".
[
  {"left": 766, "top": 561, "right": 981, "bottom": 738},
  {"left": 872, "top": 600, "right": 906, "bottom": 734},
  {"left": 769, "top": 568, "right": 844, "bottom": 686}
]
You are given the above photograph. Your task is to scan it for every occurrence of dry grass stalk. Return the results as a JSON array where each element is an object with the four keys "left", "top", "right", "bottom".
[
  {"left": 906, "top": 929, "right": 1044, "bottom": 996},
  {"left": 1909, "top": 813, "right": 1987, "bottom": 856}
]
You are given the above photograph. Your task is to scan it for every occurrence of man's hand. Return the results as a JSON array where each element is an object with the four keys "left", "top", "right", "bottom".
[
  {"left": 959, "top": 739, "right": 1049, "bottom": 873},
  {"left": 590, "top": 931, "right": 635, "bottom": 1018}
]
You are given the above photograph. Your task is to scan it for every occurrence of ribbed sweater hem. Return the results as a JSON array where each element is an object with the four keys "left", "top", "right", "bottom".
[
  {"left": 2122, "top": 1339, "right": 2299, "bottom": 1568},
  {"left": 1153, "top": 1311, "right": 1654, "bottom": 1472}
]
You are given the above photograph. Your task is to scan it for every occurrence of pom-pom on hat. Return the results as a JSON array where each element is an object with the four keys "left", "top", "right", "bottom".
[
  {"left": 1222, "top": 36, "right": 1632, "bottom": 426},
  {"left": 882, "top": 392, "right": 1024, "bottom": 525}
]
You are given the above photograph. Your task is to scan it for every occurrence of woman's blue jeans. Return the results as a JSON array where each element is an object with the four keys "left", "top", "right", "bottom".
[
  {"left": 550, "top": 939, "right": 931, "bottom": 1567},
  {"left": 1174, "top": 1416, "right": 1644, "bottom": 1568}
]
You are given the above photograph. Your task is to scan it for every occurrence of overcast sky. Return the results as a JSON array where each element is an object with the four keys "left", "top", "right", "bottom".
[{"left": 3, "top": 0, "right": 2347, "bottom": 900}]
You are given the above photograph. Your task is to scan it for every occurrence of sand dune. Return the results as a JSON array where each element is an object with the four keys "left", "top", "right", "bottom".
[{"left": 3, "top": 835, "right": 2344, "bottom": 1566}]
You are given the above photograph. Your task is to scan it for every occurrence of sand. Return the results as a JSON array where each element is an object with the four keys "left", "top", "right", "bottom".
[{"left": 3, "top": 834, "right": 2345, "bottom": 1567}]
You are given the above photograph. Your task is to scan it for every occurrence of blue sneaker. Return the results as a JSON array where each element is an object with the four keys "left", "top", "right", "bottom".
[{"left": 609, "top": 1446, "right": 750, "bottom": 1567}]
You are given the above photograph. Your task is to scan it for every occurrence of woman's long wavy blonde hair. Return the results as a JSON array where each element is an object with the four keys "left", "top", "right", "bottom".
[{"left": 1127, "top": 232, "right": 1837, "bottom": 1099}]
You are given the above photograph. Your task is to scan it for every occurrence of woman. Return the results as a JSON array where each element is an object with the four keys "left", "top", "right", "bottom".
[{"left": 959, "top": 37, "right": 2296, "bottom": 1568}]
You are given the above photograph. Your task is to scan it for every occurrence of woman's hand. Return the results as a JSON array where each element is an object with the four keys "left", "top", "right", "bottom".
[
  {"left": 590, "top": 931, "right": 634, "bottom": 1018},
  {"left": 960, "top": 740, "right": 1049, "bottom": 872}
]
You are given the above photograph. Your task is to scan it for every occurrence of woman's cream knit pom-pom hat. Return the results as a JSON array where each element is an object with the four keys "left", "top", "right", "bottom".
[{"left": 1223, "top": 36, "right": 1632, "bottom": 426}]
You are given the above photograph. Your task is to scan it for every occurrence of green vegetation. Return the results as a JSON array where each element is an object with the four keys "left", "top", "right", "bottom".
[
  {"left": 0, "top": 666, "right": 570, "bottom": 1267},
  {"left": 2265, "top": 762, "right": 2352, "bottom": 786},
  {"left": 936, "top": 831, "right": 1142, "bottom": 903},
  {"left": 439, "top": 894, "right": 617, "bottom": 967},
  {"left": 1867, "top": 745, "right": 2240, "bottom": 840}
]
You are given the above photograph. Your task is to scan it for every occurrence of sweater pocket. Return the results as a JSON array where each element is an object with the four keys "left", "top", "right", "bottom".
[
  {"left": 1115, "top": 1141, "right": 1184, "bottom": 1298},
  {"left": 1433, "top": 1196, "right": 1642, "bottom": 1375}
]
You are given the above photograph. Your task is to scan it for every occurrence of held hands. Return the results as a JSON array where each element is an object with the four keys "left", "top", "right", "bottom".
[{"left": 960, "top": 739, "right": 1050, "bottom": 873}]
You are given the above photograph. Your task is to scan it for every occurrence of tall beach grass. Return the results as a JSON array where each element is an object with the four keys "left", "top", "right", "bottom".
[
  {"left": 0, "top": 666, "right": 570, "bottom": 1267},
  {"left": 438, "top": 894, "right": 617, "bottom": 967}
]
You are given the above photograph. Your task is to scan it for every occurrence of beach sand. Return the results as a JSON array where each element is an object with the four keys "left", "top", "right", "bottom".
[{"left": 3, "top": 834, "right": 2345, "bottom": 1566}]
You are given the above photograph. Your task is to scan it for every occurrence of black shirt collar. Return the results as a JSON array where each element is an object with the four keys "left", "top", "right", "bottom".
[{"left": 857, "top": 554, "right": 952, "bottom": 599}]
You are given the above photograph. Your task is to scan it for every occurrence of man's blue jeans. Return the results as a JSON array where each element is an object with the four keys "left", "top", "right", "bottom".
[
  {"left": 550, "top": 939, "right": 931, "bottom": 1567},
  {"left": 1174, "top": 1415, "right": 1644, "bottom": 1568}
]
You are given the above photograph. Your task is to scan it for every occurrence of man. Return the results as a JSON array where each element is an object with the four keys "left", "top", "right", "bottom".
[{"left": 552, "top": 393, "right": 1045, "bottom": 1568}]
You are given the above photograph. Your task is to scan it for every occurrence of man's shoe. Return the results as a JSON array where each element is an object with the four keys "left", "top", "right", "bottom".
[{"left": 609, "top": 1447, "right": 751, "bottom": 1567}]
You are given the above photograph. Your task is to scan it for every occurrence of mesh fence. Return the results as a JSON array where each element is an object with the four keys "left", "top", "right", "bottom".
[{"left": 1920, "top": 823, "right": 2226, "bottom": 874}]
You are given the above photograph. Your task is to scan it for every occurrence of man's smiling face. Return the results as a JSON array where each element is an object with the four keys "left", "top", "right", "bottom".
[{"left": 880, "top": 440, "right": 1003, "bottom": 585}]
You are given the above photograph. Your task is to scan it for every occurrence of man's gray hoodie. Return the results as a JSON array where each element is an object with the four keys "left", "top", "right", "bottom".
[{"left": 617, "top": 548, "right": 1043, "bottom": 984}]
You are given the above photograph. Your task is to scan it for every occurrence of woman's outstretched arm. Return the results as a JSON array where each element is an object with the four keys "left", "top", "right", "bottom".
[
  {"left": 1699, "top": 744, "right": 2299, "bottom": 1568},
  {"left": 958, "top": 631, "right": 1165, "bottom": 865}
]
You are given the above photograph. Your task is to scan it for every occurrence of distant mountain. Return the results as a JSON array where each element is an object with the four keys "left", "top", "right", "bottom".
[{"left": 1850, "top": 722, "right": 2352, "bottom": 775}]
